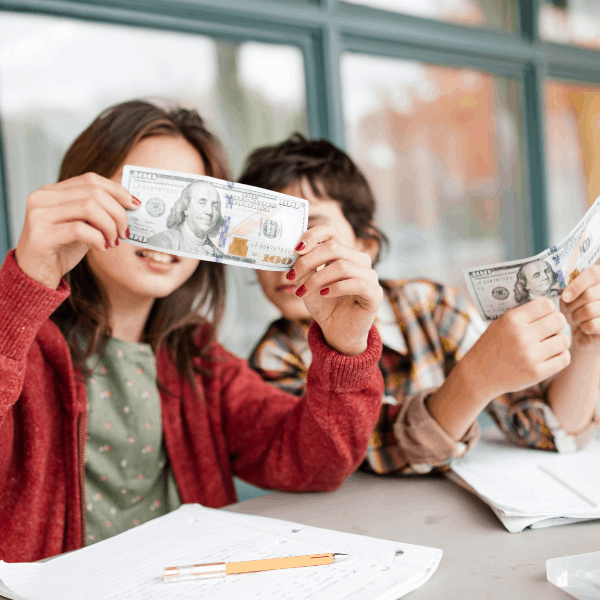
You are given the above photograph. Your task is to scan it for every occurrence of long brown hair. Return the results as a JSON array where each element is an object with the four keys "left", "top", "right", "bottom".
[{"left": 50, "top": 100, "right": 230, "bottom": 392}]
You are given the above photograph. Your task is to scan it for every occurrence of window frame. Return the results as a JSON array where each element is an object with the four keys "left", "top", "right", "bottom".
[{"left": 0, "top": 0, "right": 598, "bottom": 259}]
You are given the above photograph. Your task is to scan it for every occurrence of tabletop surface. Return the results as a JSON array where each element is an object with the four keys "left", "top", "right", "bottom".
[
  {"left": 2, "top": 471, "right": 598, "bottom": 599},
  {"left": 224, "top": 470, "right": 600, "bottom": 599}
]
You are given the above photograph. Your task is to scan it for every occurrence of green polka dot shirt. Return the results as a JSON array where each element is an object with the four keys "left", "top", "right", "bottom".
[{"left": 84, "top": 338, "right": 181, "bottom": 545}]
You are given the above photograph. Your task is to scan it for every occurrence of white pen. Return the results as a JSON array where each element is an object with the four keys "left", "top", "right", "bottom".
[{"left": 539, "top": 464, "right": 600, "bottom": 509}]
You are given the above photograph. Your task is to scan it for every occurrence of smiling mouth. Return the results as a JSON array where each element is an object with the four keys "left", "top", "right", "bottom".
[{"left": 135, "top": 249, "right": 180, "bottom": 264}]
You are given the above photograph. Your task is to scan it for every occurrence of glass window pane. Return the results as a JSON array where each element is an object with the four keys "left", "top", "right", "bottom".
[
  {"left": 540, "top": 0, "right": 600, "bottom": 50},
  {"left": 343, "top": 0, "right": 518, "bottom": 32},
  {"left": 0, "top": 13, "right": 307, "bottom": 358},
  {"left": 341, "top": 53, "right": 527, "bottom": 294},
  {"left": 544, "top": 80, "right": 600, "bottom": 244}
]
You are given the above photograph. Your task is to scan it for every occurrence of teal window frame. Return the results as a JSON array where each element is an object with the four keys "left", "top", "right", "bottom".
[{"left": 0, "top": 0, "right": 599, "bottom": 259}]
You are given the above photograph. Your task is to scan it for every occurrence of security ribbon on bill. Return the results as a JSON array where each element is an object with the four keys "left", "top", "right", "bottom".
[
  {"left": 121, "top": 165, "right": 308, "bottom": 271},
  {"left": 463, "top": 195, "right": 600, "bottom": 320}
]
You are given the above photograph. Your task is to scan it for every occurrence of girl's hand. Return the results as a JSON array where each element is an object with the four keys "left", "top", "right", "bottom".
[
  {"left": 14, "top": 173, "right": 140, "bottom": 289},
  {"left": 286, "top": 223, "right": 383, "bottom": 356},
  {"left": 561, "top": 265, "right": 600, "bottom": 353}
]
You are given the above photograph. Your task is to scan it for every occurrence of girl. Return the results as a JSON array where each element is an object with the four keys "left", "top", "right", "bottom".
[
  {"left": 241, "top": 134, "right": 600, "bottom": 476},
  {"left": 0, "top": 101, "right": 385, "bottom": 562}
]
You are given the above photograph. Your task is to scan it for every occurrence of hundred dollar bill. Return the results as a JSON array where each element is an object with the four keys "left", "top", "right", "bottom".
[
  {"left": 121, "top": 165, "right": 308, "bottom": 271},
  {"left": 464, "top": 195, "right": 600, "bottom": 320}
]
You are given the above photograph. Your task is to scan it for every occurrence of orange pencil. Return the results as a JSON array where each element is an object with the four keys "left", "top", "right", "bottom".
[{"left": 163, "top": 553, "right": 349, "bottom": 583}]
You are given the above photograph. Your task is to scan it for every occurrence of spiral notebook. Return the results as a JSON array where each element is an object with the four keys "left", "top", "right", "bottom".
[{"left": 0, "top": 504, "right": 442, "bottom": 600}]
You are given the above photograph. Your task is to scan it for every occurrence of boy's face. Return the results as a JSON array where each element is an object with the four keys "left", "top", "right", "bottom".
[{"left": 256, "top": 178, "right": 377, "bottom": 322}]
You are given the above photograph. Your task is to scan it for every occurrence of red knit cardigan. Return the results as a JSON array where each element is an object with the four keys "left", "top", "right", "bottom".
[{"left": 0, "top": 250, "right": 383, "bottom": 563}]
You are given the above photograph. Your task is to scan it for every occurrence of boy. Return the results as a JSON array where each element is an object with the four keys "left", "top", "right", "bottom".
[{"left": 240, "top": 134, "right": 600, "bottom": 475}]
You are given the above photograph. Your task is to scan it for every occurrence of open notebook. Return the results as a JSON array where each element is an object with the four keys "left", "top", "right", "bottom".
[
  {"left": 0, "top": 504, "right": 442, "bottom": 600},
  {"left": 448, "top": 428, "right": 600, "bottom": 532}
]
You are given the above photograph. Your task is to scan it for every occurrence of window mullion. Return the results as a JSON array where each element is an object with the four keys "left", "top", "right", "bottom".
[
  {"left": 519, "top": 0, "right": 539, "bottom": 43},
  {"left": 319, "top": 21, "right": 345, "bottom": 148},
  {"left": 523, "top": 60, "right": 550, "bottom": 254},
  {"left": 0, "top": 118, "right": 11, "bottom": 257}
]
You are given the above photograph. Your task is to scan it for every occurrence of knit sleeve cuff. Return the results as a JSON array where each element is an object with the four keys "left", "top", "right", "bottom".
[
  {"left": 307, "top": 321, "right": 383, "bottom": 392},
  {"left": 0, "top": 250, "right": 70, "bottom": 361}
]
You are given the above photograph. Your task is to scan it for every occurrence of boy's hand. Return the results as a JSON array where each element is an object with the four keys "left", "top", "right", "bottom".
[
  {"left": 286, "top": 223, "right": 383, "bottom": 356},
  {"left": 462, "top": 298, "right": 570, "bottom": 400},
  {"left": 561, "top": 265, "right": 600, "bottom": 353}
]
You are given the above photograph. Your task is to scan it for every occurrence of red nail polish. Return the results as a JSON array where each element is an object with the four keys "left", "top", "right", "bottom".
[
  {"left": 295, "top": 284, "right": 306, "bottom": 298},
  {"left": 295, "top": 241, "right": 305, "bottom": 252},
  {"left": 286, "top": 268, "right": 296, "bottom": 281},
  {"left": 104, "top": 240, "right": 110, "bottom": 250},
  {"left": 125, "top": 227, "right": 130, "bottom": 239},
  {"left": 132, "top": 196, "right": 142, "bottom": 206},
  {"left": 320, "top": 287, "right": 330, "bottom": 296},
  {"left": 115, "top": 237, "right": 119, "bottom": 246}
]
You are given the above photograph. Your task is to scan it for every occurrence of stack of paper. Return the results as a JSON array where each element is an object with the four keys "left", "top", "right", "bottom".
[
  {"left": 448, "top": 429, "right": 600, "bottom": 532},
  {"left": 0, "top": 504, "right": 442, "bottom": 600}
]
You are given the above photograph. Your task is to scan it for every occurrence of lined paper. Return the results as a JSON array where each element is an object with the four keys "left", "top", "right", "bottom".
[
  {"left": 451, "top": 430, "right": 600, "bottom": 518},
  {"left": 0, "top": 505, "right": 441, "bottom": 600},
  {"left": 540, "top": 454, "right": 600, "bottom": 508},
  {"left": 201, "top": 508, "right": 403, "bottom": 563}
]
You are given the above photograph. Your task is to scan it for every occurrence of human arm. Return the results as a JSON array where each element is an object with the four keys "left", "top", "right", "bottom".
[
  {"left": 426, "top": 297, "right": 571, "bottom": 441},
  {"left": 0, "top": 250, "right": 70, "bottom": 424},
  {"left": 2, "top": 173, "right": 139, "bottom": 423},
  {"left": 544, "top": 266, "right": 600, "bottom": 437},
  {"left": 219, "top": 322, "right": 384, "bottom": 491}
]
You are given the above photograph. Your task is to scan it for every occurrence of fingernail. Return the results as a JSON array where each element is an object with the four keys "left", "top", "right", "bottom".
[
  {"left": 132, "top": 196, "right": 142, "bottom": 206},
  {"left": 104, "top": 240, "right": 110, "bottom": 250},
  {"left": 295, "top": 241, "right": 305, "bottom": 252},
  {"left": 563, "top": 291, "right": 572, "bottom": 302},
  {"left": 125, "top": 227, "right": 130, "bottom": 239},
  {"left": 286, "top": 268, "right": 296, "bottom": 281},
  {"left": 295, "top": 284, "right": 306, "bottom": 298},
  {"left": 320, "top": 287, "right": 330, "bottom": 296},
  {"left": 115, "top": 237, "right": 119, "bottom": 247}
]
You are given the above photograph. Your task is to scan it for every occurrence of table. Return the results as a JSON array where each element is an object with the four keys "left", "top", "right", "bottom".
[
  {"left": 2, "top": 471, "right": 598, "bottom": 599},
  {"left": 224, "top": 470, "right": 600, "bottom": 599}
]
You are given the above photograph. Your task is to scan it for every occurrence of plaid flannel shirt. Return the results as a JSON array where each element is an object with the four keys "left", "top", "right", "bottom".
[{"left": 249, "top": 279, "right": 600, "bottom": 475}]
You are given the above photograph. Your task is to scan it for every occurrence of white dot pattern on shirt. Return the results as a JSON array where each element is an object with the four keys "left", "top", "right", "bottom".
[{"left": 83, "top": 338, "right": 181, "bottom": 545}]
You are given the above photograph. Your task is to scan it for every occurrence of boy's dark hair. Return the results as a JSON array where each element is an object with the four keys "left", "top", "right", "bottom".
[{"left": 238, "top": 133, "right": 388, "bottom": 264}]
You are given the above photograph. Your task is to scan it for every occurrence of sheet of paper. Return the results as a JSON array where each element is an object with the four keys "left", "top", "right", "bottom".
[
  {"left": 540, "top": 454, "right": 600, "bottom": 508},
  {"left": 0, "top": 576, "right": 29, "bottom": 600},
  {"left": 445, "top": 470, "right": 599, "bottom": 533},
  {"left": 450, "top": 430, "right": 600, "bottom": 518},
  {"left": 204, "top": 507, "right": 403, "bottom": 564},
  {"left": 0, "top": 505, "right": 441, "bottom": 600}
]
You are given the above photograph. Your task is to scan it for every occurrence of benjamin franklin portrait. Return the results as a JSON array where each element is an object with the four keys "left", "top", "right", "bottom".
[
  {"left": 514, "top": 260, "right": 561, "bottom": 304},
  {"left": 146, "top": 181, "right": 225, "bottom": 257}
]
